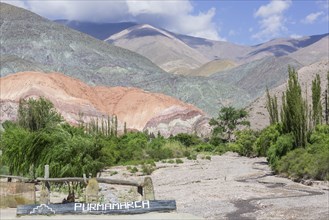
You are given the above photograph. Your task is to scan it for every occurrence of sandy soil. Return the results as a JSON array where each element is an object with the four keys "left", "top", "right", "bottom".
[{"left": 1, "top": 152, "right": 328, "bottom": 219}]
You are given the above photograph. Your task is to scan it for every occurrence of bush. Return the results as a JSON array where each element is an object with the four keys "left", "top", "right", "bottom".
[
  {"left": 187, "top": 154, "right": 197, "bottom": 160},
  {"left": 277, "top": 142, "right": 329, "bottom": 181},
  {"left": 141, "top": 163, "right": 156, "bottom": 175},
  {"left": 171, "top": 133, "right": 201, "bottom": 147},
  {"left": 309, "top": 125, "right": 329, "bottom": 144},
  {"left": 175, "top": 158, "right": 184, "bottom": 164},
  {"left": 267, "top": 134, "right": 294, "bottom": 171},
  {"left": 214, "top": 143, "right": 231, "bottom": 154},
  {"left": 162, "top": 141, "right": 187, "bottom": 158},
  {"left": 130, "top": 167, "right": 138, "bottom": 173},
  {"left": 193, "top": 143, "right": 215, "bottom": 152},
  {"left": 253, "top": 124, "right": 281, "bottom": 157},
  {"left": 146, "top": 137, "right": 173, "bottom": 160},
  {"left": 110, "top": 171, "right": 118, "bottom": 176},
  {"left": 233, "top": 129, "right": 257, "bottom": 157}
]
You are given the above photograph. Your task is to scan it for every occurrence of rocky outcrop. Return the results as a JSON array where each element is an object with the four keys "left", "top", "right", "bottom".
[
  {"left": 0, "top": 71, "right": 210, "bottom": 137},
  {"left": 144, "top": 106, "right": 211, "bottom": 137}
]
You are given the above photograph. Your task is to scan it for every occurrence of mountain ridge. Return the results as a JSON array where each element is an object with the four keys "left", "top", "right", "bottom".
[
  {"left": 0, "top": 71, "right": 210, "bottom": 137},
  {"left": 1, "top": 3, "right": 327, "bottom": 118},
  {"left": 106, "top": 24, "right": 210, "bottom": 74}
]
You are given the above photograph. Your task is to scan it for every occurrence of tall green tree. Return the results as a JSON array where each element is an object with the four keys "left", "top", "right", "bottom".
[
  {"left": 17, "top": 97, "right": 62, "bottom": 131},
  {"left": 266, "top": 87, "right": 279, "bottom": 125},
  {"left": 325, "top": 71, "right": 329, "bottom": 125},
  {"left": 312, "top": 74, "right": 322, "bottom": 127},
  {"left": 209, "top": 106, "right": 250, "bottom": 142},
  {"left": 281, "top": 67, "right": 308, "bottom": 147}
]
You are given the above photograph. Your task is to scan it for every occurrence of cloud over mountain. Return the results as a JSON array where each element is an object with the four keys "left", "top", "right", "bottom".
[
  {"left": 253, "top": 0, "right": 291, "bottom": 41},
  {"left": 2, "top": 0, "right": 223, "bottom": 41}
]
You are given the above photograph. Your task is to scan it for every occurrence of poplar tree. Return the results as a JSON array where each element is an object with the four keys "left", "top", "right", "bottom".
[
  {"left": 311, "top": 74, "right": 322, "bottom": 127},
  {"left": 281, "top": 67, "right": 308, "bottom": 147},
  {"left": 124, "top": 122, "right": 127, "bottom": 134},
  {"left": 325, "top": 71, "right": 329, "bottom": 124},
  {"left": 266, "top": 87, "right": 279, "bottom": 124}
]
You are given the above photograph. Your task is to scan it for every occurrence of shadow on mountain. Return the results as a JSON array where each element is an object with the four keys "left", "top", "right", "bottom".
[
  {"left": 247, "top": 45, "right": 297, "bottom": 57},
  {"left": 125, "top": 28, "right": 170, "bottom": 39},
  {"left": 290, "top": 33, "right": 329, "bottom": 48}
]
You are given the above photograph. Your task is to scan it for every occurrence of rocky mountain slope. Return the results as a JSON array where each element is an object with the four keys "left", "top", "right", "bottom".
[
  {"left": 210, "top": 56, "right": 303, "bottom": 98},
  {"left": 0, "top": 71, "right": 210, "bottom": 137},
  {"left": 0, "top": 3, "right": 248, "bottom": 117},
  {"left": 244, "top": 33, "right": 329, "bottom": 65},
  {"left": 106, "top": 24, "right": 209, "bottom": 74},
  {"left": 1, "top": 3, "right": 326, "bottom": 118},
  {"left": 187, "top": 59, "right": 237, "bottom": 77},
  {"left": 106, "top": 23, "right": 328, "bottom": 74},
  {"left": 248, "top": 60, "right": 329, "bottom": 130}
]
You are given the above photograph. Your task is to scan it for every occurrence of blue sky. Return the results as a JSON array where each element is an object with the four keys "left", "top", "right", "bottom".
[{"left": 3, "top": 0, "right": 329, "bottom": 45}]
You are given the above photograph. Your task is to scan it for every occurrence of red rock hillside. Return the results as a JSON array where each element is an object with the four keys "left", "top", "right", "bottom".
[{"left": 0, "top": 71, "right": 210, "bottom": 136}]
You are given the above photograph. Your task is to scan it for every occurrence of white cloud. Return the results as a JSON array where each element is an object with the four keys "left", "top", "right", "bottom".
[
  {"left": 2, "top": 0, "right": 26, "bottom": 8},
  {"left": 302, "top": 12, "right": 324, "bottom": 24},
  {"left": 228, "top": 30, "right": 236, "bottom": 36},
  {"left": 290, "top": 34, "right": 303, "bottom": 39},
  {"left": 255, "top": 0, "right": 291, "bottom": 17},
  {"left": 252, "top": 0, "right": 292, "bottom": 41},
  {"left": 3, "top": 0, "right": 223, "bottom": 41},
  {"left": 316, "top": 0, "right": 329, "bottom": 10}
]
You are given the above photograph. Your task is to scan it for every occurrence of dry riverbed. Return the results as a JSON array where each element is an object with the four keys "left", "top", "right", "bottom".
[
  {"left": 1, "top": 152, "right": 328, "bottom": 219},
  {"left": 146, "top": 152, "right": 328, "bottom": 219}
]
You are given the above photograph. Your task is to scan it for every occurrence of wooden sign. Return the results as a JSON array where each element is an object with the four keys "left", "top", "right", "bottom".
[{"left": 17, "top": 200, "right": 176, "bottom": 216}]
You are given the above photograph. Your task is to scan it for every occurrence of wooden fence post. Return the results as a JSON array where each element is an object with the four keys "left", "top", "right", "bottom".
[
  {"left": 143, "top": 177, "right": 155, "bottom": 200},
  {"left": 40, "top": 165, "right": 50, "bottom": 204}
]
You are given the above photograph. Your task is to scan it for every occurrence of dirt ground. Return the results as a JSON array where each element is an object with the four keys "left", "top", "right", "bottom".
[
  {"left": 1, "top": 152, "right": 328, "bottom": 219},
  {"left": 151, "top": 153, "right": 329, "bottom": 219}
]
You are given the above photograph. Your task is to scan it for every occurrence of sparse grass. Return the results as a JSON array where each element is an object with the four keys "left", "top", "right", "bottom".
[
  {"left": 141, "top": 162, "right": 156, "bottom": 175},
  {"left": 110, "top": 171, "right": 118, "bottom": 176},
  {"left": 187, "top": 154, "right": 197, "bottom": 160}
]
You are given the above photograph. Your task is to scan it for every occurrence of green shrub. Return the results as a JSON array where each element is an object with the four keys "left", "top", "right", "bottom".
[
  {"left": 175, "top": 158, "right": 184, "bottom": 164},
  {"left": 131, "top": 167, "right": 138, "bottom": 173},
  {"left": 233, "top": 129, "right": 257, "bottom": 157},
  {"left": 167, "top": 159, "right": 175, "bottom": 164},
  {"left": 193, "top": 143, "right": 215, "bottom": 152},
  {"left": 309, "top": 125, "right": 329, "bottom": 144},
  {"left": 253, "top": 124, "right": 281, "bottom": 157},
  {"left": 187, "top": 154, "right": 197, "bottom": 160},
  {"left": 110, "top": 171, "right": 118, "bottom": 176},
  {"left": 205, "top": 155, "right": 211, "bottom": 160},
  {"left": 171, "top": 133, "right": 201, "bottom": 147},
  {"left": 267, "top": 134, "right": 294, "bottom": 171},
  {"left": 141, "top": 163, "right": 156, "bottom": 175},
  {"left": 214, "top": 143, "right": 231, "bottom": 154},
  {"left": 162, "top": 141, "right": 186, "bottom": 158},
  {"left": 277, "top": 141, "right": 329, "bottom": 181}
]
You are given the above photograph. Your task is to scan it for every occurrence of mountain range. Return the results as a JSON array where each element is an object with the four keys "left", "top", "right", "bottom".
[
  {"left": 57, "top": 19, "right": 329, "bottom": 76},
  {"left": 1, "top": 2, "right": 328, "bottom": 133}
]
